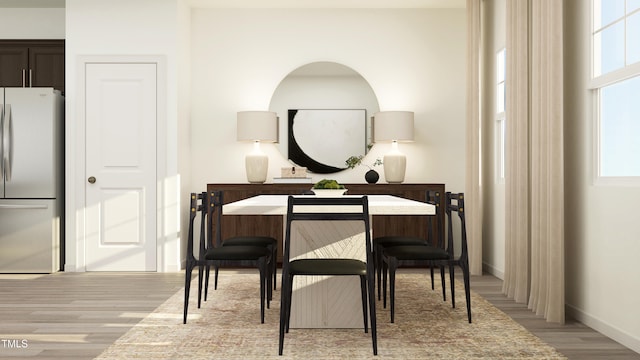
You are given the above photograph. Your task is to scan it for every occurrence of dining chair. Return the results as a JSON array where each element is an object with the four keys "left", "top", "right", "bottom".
[
  {"left": 373, "top": 190, "right": 444, "bottom": 301},
  {"left": 381, "top": 192, "right": 471, "bottom": 323},
  {"left": 183, "top": 192, "right": 271, "bottom": 324},
  {"left": 278, "top": 195, "right": 377, "bottom": 356},
  {"left": 203, "top": 190, "right": 278, "bottom": 303}
]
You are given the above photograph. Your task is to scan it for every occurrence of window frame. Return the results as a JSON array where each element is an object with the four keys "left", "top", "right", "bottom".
[{"left": 591, "top": 0, "right": 640, "bottom": 184}]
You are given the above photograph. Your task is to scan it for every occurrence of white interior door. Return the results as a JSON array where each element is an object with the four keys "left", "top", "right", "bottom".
[{"left": 84, "top": 63, "right": 157, "bottom": 271}]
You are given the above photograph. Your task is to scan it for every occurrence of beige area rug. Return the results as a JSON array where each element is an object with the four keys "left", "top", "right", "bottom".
[{"left": 95, "top": 271, "right": 566, "bottom": 360}]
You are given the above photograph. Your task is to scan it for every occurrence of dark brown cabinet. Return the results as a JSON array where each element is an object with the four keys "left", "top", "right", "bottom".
[
  {"left": 0, "top": 40, "right": 65, "bottom": 94},
  {"left": 206, "top": 183, "right": 446, "bottom": 263}
]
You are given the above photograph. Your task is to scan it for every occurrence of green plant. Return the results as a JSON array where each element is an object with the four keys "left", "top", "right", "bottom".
[
  {"left": 345, "top": 155, "right": 383, "bottom": 170},
  {"left": 312, "top": 179, "right": 345, "bottom": 189}
]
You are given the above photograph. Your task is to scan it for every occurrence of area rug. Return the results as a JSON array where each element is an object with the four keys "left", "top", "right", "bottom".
[{"left": 94, "top": 271, "right": 566, "bottom": 359}]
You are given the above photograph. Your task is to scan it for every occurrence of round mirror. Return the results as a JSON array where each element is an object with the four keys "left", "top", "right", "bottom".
[{"left": 270, "top": 62, "right": 379, "bottom": 174}]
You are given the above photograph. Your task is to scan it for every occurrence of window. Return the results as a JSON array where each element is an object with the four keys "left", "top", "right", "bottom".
[
  {"left": 496, "top": 48, "right": 506, "bottom": 183},
  {"left": 593, "top": 0, "right": 640, "bottom": 179}
]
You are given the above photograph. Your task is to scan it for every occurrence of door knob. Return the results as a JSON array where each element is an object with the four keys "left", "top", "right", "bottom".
[{"left": 88, "top": 176, "right": 96, "bottom": 184}]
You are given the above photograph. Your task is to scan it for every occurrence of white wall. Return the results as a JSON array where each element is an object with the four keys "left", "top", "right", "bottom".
[
  {"left": 189, "top": 8, "right": 467, "bottom": 192},
  {"left": 64, "top": 0, "right": 183, "bottom": 272},
  {"left": 563, "top": 0, "right": 640, "bottom": 353},
  {"left": 0, "top": 8, "right": 65, "bottom": 39},
  {"left": 176, "top": 0, "right": 192, "bottom": 267}
]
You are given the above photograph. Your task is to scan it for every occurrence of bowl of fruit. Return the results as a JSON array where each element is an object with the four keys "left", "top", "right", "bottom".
[{"left": 311, "top": 179, "right": 347, "bottom": 197}]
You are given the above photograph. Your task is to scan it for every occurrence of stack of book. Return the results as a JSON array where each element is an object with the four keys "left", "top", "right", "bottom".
[{"left": 273, "top": 166, "right": 312, "bottom": 183}]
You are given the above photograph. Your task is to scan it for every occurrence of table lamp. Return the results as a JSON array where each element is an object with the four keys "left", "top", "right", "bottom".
[
  {"left": 237, "top": 111, "right": 278, "bottom": 183},
  {"left": 373, "top": 111, "right": 414, "bottom": 183}
]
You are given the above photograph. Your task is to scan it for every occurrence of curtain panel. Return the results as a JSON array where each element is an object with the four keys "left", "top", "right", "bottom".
[
  {"left": 466, "top": 0, "right": 483, "bottom": 276},
  {"left": 503, "top": 0, "right": 565, "bottom": 324}
]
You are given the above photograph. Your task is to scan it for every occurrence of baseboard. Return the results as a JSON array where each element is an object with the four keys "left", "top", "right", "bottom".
[
  {"left": 64, "top": 264, "right": 80, "bottom": 272},
  {"left": 162, "top": 264, "right": 182, "bottom": 273},
  {"left": 566, "top": 304, "right": 640, "bottom": 354},
  {"left": 482, "top": 262, "right": 504, "bottom": 280}
]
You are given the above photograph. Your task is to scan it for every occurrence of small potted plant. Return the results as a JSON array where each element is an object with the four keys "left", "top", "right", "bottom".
[
  {"left": 345, "top": 155, "right": 383, "bottom": 184},
  {"left": 311, "top": 179, "right": 348, "bottom": 196}
]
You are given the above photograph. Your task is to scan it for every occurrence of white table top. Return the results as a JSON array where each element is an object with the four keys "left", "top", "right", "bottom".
[{"left": 223, "top": 194, "right": 435, "bottom": 216}]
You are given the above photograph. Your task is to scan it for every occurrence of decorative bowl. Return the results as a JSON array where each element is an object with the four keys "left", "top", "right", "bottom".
[{"left": 310, "top": 188, "right": 348, "bottom": 197}]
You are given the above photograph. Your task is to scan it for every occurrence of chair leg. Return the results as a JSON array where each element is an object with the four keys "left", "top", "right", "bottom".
[
  {"left": 440, "top": 266, "right": 446, "bottom": 301},
  {"left": 389, "top": 258, "right": 398, "bottom": 323},
  {"left": 183, "top": 264, "right": 193, "bottom": 324},
  {"left": 258, "top": 260, "right": 266, "bottom": 324},
  {"left": 430, "top": 265, "right": 435, "bottom": 290},
  {"left": 271, "top": 245, "right": 277, "bottom": 291},
  {"left": 375, "top": 245, "right": 382, "bottom": 300},
  {"left": 461, "top": 261, "right": 472, "bottom": 323},
  {"left": 266, "top": 264, "right": 272, "bottom": 308},
  {"left": 214, "top": 264, "right": 220, "bottom": 290},
  {"left": 285, "top": 274, "right": 294, "bottom": 333},
  {"left": 367, "top": 264, "right": 378, "bottom": 355},
  {"left": 382, "top": 259, "right": 388, "bottom": 309},
  {"left": 278, "top": 272, "right": 292, "bottom": 356},
  {"left": 203, "top": 265, "right": 210, "bottom": 302},
  {"left": 197, "top": 265, "right": 204, "bottom": 309},
  {"left": 359, "top": 275, "right": 368, "bottom": 333},
  {"left": 265, "top": 254, "right": 273, "bottom": 306},
  {"left": 449, "top": 264, "right": 456, "bottom": 309}
]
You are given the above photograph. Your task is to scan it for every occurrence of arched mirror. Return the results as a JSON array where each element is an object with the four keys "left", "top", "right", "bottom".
[{"left": 270, "top": 62, "right": 379, "bottom": 174}]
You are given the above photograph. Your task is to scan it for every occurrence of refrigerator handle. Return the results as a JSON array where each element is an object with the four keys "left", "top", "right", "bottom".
[{"left": 3, "top": 104, "right": 11, "bottom": 182}]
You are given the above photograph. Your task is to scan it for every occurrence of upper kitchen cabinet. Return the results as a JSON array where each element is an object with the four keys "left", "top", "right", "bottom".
[{"left": 0, "top": 40, "right": 64, "bottom": 94}]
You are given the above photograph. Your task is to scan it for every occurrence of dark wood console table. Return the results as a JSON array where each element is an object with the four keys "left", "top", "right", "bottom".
[{"left": 206, "top": 183, "right": 446, "bottom": 263}]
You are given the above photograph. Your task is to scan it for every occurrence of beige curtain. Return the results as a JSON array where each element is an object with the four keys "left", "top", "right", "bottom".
[
  {"left": 466, "top": 0, "right": 483, "bottom": 276},
  {"left": 504, "top": 0, "right": 531, "bottom": 305},
  {"left": 503, "top": 0, "right": 565, "bottom": 323}
]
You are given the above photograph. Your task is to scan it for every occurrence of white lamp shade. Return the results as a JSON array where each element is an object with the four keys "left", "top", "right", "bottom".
[
  {"left": 373, "top": 111, "right": 414, "bottom": 142},
  {"left": 237, "top": 111, "right": 279, "bottom": 142}
]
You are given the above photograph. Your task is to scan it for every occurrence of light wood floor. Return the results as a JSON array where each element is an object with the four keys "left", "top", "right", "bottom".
[{"left": 0, "top": 271, "right": 638, "bottom": 360}]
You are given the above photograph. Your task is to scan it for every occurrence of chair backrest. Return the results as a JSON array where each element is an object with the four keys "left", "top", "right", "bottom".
[
  {"left": 425, "top": 190, "right": 443, "bottom": 248},
  {"left": 286, "top": 196, "right": 371, "bottom": 222},
  {"left": 186, "top": 192, "right": 208, "bottom": 262},
  {"left": 283, "top": 195, "right": 373, "bottom": 266},
  {"left": 205, "top": 190, "right": 224, "bottom": 248},
  {"left": 445, "top": 192, "right": 468, "bottom": 262}
]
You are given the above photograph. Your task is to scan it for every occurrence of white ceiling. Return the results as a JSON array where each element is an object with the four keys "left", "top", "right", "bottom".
[
  {"left": 0, "top": 0, "right": 464, "bottom": 9},
  {"left": 0, "top": 0, "right": 64, "bottom": 7},
  {"left": 186, "top": 0, "right": 465, "bottom": 8}
]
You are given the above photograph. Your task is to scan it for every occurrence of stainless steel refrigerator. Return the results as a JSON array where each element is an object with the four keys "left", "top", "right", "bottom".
[{"left": 0, "top": 88, "right": 64, "bottom": 273}]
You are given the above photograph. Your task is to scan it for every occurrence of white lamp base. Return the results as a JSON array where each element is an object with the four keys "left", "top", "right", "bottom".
[
  {"left": 383, "top": 153, "right": 406, "bottom": 183},
  {"left": 245, "top": 154, "right": 268, "bottom": 183}
]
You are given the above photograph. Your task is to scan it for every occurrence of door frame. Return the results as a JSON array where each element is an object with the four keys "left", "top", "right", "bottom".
[{"left": 67, "top": 55, "right": 170, "bottom": 272}]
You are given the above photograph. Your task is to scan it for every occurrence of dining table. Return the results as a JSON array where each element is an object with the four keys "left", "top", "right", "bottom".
[{"left": 223, "top": 194, "right": 435, "bottom": 329}]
